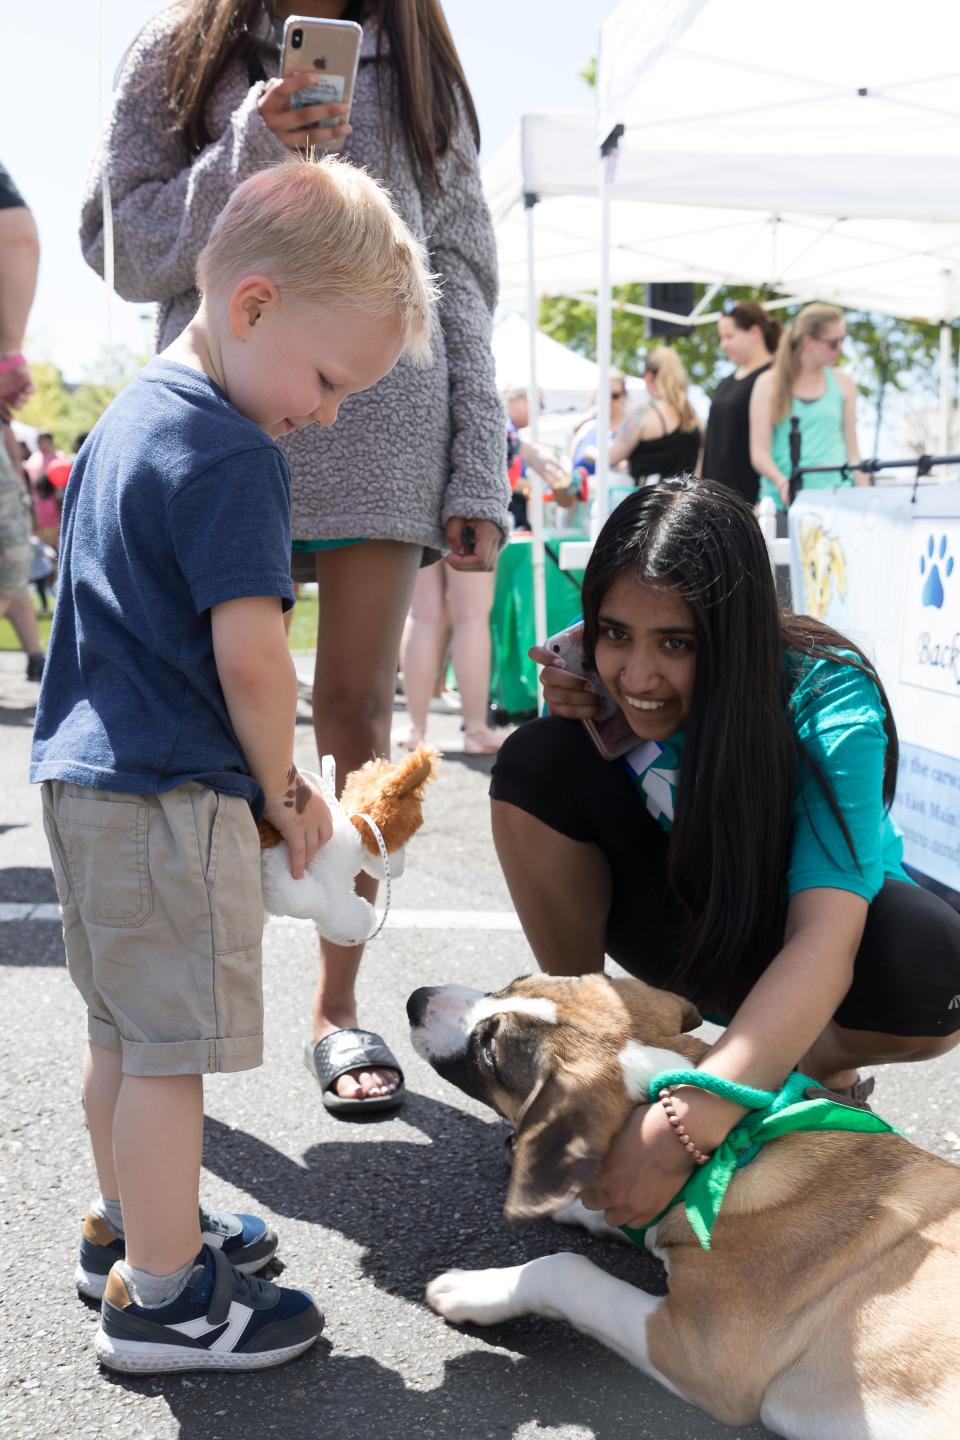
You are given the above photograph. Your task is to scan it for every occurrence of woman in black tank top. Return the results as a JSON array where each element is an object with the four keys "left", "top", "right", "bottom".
[
  {"left": 610, "top": 347, "right": 701, "bottom": 482},
  {"left": 701, "top": 300, "right": 782, "bottom": 505}
]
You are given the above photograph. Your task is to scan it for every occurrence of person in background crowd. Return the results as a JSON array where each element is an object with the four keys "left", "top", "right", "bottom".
[
  {"left": 399, "top": 559, "right": 502, "bottom": 755},
  {"left": 701, "top": 300, "right": 782, "bottom": 505},
  {"left": 504, "top": 385, "right": 576, "bottom": 531},
  {"left": 750, "top": 303, "right": 867, "bottom": 512},
  {"left": 609, "top": 347, "right": 701, "bottom": 483},
  {"left": 81, "top": 0, "right": 511, "bottom": 1111},
  {"left": 0, "top": 159, "right": 45, "bottom": 682},
  {"left": 570, "top": 370, "right": 630, "bottom": 472},
  {"left": 24, "top": 431, "right": 67, "bottom": 487}
]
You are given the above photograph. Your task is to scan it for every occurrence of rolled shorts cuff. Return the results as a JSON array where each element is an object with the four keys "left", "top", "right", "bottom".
[
  {"left": 87, "top": 1013, "right": 122, "bottom": 1051},
  {"left": 119, "top": 1033, "right": 264, "bottom": 1077}
]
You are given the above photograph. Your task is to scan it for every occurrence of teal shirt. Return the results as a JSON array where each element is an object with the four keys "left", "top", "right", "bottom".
[
  {"left": 624, "top": 650, "right": 909, "bottom": 902},
  {"left": 764, "top": 367, "right": 850, "bottom": 511}
]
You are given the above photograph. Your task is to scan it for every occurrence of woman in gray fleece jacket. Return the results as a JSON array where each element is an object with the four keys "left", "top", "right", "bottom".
[{"left": 81, "top": 0, "right": 510, "bottom": 1111}]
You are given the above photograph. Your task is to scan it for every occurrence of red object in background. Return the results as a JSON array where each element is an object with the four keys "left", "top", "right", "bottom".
[{"left": 47, "top": 458, "right": 71, "bottom": 488}]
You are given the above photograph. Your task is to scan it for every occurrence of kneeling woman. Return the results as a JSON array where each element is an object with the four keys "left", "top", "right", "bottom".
[{"left": 490, "top": 477, "right": 960, "bottom": 1230}]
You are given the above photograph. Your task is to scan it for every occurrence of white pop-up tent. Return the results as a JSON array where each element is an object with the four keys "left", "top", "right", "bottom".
[
  {"left": 491, "top": 311, "right": 599, "bottom": 412},
  {"left": 487, "top": 0, "right": 960, "bottom": 647}
]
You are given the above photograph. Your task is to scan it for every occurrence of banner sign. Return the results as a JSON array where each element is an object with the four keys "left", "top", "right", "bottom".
[{"left": 789, "top": 484, "right": 960, "bottom": 899}]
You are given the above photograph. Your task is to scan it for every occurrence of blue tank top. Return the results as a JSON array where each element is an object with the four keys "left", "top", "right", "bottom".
[{"left": 765, "top": 366, "right": 849, "bottom": 510}]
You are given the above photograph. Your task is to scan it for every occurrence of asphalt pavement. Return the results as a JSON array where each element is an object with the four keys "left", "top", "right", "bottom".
[{"left": 2, "top": 649, "right": 958, "bottom": 1440}]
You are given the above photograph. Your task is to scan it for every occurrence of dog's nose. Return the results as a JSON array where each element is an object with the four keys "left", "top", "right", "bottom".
[{"left": 406, "top": 986, "right": 438, "bottom": 1026}]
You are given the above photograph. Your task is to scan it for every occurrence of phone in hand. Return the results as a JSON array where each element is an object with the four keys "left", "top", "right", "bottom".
[
  {"left": 280, "top": 15, "right": 363, "bottom": 152},
  {"left": 543, "top": 622, "right": 638, "bottom": 761}
]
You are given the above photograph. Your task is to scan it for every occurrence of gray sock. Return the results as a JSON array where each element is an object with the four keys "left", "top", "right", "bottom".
[
  {"left": 115, "top": 1257, "right": 199, "bottom": 1309},
  {"left": 92, "top": 1194, "right": 124, "bottom": 1235}
]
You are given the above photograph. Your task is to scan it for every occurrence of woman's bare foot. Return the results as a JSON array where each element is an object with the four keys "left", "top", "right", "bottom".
[
  {"left": 463, "top": 725, "right": 504, "bottom": 755},
  {"left": 313, "top": 1015, "right": 400, "bottom": 1100}
]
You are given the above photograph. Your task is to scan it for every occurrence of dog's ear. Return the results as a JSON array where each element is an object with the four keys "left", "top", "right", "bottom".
[
  {"left": 504, "top": 1071, "right": 608, "bottom": 1221},
  {"left": 678, "top": 997, "right": 702, "bottom": 1033}
]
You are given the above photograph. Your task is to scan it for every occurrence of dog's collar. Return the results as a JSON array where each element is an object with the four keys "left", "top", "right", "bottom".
[{"left": 620, "top": 1069, "right": 898, "bottom": 1253}]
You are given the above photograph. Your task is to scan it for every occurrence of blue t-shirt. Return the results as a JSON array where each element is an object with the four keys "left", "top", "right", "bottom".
[
  {"left": 30, "top": 359, "right": 294, "bottom": 816},
  {"left": 622, "top": 650, "right": 910, "bottom": 902}
]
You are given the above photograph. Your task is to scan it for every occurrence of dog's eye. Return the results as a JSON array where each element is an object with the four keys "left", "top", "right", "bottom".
[{"left": 480, "top": 1038, "right": 496, "bottom": 1070}]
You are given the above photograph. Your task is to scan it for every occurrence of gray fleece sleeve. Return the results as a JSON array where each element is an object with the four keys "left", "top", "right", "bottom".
[
  {"left": 79, "top": 18, "right": 288, "bottom": 305},
  {"left": 421, "top": 105, "right": 510, "bottom": 537}
]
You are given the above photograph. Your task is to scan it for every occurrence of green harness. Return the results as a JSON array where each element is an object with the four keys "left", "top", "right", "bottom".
[{"left": 620, "top": 1069, "right": 899, "bottom": 1253}]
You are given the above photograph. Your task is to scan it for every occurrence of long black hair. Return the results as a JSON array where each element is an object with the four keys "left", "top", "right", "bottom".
[{"left": 580, "top": 477, "right": 898, "bottom": 1014}]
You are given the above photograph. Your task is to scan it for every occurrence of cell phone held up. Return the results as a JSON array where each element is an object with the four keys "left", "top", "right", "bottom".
[
  {"left": 542, "top": 622, "right": 638, "bottom": 761},
  {"left": 280, "top": 15, "right": 363, "bottom": 152}
]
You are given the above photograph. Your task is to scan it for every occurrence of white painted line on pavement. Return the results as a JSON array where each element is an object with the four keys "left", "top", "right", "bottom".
[{"left": 0, "top": 903, "right": 522, "bottom": 931}]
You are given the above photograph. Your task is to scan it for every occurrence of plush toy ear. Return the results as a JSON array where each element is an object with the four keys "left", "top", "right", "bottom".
[
  {"left": 342, "top": 744, "right": 440, "bottom": 856},
  {"left": 504, "top": 1071, "right": 609, "bottom": 1221}
]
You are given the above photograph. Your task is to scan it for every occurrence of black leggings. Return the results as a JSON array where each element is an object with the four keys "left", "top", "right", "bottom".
[{"left": 490, "top": 716, "right": 960, "bottom": 1038}]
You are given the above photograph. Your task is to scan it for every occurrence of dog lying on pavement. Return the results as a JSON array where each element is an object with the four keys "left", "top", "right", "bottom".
[{"left": 407, "top": 973, "right": 960, "bottom": 1440}]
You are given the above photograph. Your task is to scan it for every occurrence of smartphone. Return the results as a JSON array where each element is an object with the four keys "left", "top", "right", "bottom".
[
  {"left": 280, "top": 16, "right": 363, "bottom": 152},
  {"left": 542, "top": 622, "right": 638, "bottom": 761}
]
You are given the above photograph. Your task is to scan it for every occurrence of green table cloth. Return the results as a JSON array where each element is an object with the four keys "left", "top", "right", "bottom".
[{"left": 489, "top": 531, "right": 588, "bottom": 717}]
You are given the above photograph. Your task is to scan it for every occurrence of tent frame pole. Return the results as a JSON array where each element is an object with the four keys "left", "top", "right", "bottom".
[
  {"left": 524, "top": 190, "right": 548, "bottom": 683},
  {"left": 939, "top": 319, "right": 953, "bottom": 455},
  {"left": 593, "top": 124, "right": 625, "bottom": 542}
]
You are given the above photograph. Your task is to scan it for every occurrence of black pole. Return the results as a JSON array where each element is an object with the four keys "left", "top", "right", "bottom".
[{"left": 788, "top": 416, "right": 802, "bottom": 504}]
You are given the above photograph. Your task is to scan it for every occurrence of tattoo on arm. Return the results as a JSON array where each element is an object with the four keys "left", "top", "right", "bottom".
[{"left": 282, "top": 764, "right": 311, "bottom": 814}]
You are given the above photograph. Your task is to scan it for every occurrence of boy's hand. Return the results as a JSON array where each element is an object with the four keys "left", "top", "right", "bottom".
[
  {"left": 263, "top": 766, "right": 333, "bottom": 880},
  {"left": 528, "top": 644, "right": 607, "bottom": 720}
]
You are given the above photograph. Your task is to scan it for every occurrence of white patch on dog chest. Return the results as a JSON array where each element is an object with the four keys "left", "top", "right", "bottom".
[{"left": 618, "top": 1041, "right": 686, "bottom": 1103}]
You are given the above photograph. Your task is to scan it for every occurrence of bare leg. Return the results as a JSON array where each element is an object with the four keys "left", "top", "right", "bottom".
[
  {"left": 5, "top": 590, "right": 42, "bottom": 655},
  {"left": 83, "top": 1040, "right": 123, "bottom": 1200},
  {"left": 446, "top": 567, "right": 498, "bottom": 749},
  {"left": 492, "top": 799, "right": 610, "bottom": 975},
  {"left": 800, "top": 1020, "right": 960, "bottom": 1090},
  {"left": 400, "top": 562, "right": 446, "bottom": 745},
  {"left": 113, "top": 1072, "right": 203, "bottom": 1275},
  {"left": 311, "top": 540, "right": 422, "bottom": 1098}
]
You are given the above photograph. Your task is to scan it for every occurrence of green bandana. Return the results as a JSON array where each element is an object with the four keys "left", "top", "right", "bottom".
[{"left": 620, "top": 1069, "right": 899, "bottom": 1253}]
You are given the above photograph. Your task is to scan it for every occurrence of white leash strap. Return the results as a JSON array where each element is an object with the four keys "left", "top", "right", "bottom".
[{"left": 343, "top": 813, "right": 391, "bottom": 947}]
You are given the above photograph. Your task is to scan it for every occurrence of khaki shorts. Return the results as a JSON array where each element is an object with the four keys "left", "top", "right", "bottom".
[{"left": 41, "top": 780, "right": 264, "bottom": 1076}]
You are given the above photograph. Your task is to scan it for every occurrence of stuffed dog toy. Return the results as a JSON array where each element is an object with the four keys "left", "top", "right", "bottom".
[{"left": 258, "top": 743, "right": 438, "bottom": 946}]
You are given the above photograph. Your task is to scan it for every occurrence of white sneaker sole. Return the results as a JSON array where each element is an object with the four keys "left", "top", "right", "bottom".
[
  {"left": 94, "top": 1329, "right": 319, "bottom": 1374},
  {"left": 75, "top": 1247, "right": 275, "bottom": 1302}
]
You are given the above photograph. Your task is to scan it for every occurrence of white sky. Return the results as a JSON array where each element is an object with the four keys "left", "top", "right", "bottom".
[{"left": 5, "top": 0, "right": 614, "bottom": 382}]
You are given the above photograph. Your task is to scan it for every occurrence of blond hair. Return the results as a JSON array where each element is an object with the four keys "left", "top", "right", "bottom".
[
  {"left": 770, "top": 303, "right": 844, "bottom": 425},
  {"left": 644, "top": 347, "right": 699, "bottom": 432},
  {"left": 196, "top": 153, "right": 438, "bottom": 365}
]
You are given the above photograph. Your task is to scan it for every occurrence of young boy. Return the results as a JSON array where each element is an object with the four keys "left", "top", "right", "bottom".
[{"left": 30, "top": 155, "right": 436, "bottom": 1374}]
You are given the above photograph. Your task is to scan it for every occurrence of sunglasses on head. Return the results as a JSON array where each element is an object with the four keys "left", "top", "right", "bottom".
[{"left": 721, "top": 298, "right": 739, "bottom": 315}]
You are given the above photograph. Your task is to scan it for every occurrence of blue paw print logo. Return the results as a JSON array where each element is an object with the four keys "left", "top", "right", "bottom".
[{"left": 919, "top": 534, "right": 954, "bottom": 608}]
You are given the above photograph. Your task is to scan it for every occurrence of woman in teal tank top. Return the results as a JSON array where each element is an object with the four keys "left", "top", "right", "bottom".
[{"left": 749, "top": 303, "right": 867, "bottom": 511}]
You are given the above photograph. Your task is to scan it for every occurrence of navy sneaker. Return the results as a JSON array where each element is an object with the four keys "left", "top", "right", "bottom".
[
  {"left": 76, "top": 1207, "right": 277, "bottom": 1301},
  {"left": 95, "top": 1244, "right": 323, "bottom": 1374}
]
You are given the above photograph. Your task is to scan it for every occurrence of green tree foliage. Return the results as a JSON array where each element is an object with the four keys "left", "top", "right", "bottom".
[
  {"left": 16, "top": 347, "right": 144, "bottom": 450},
  {"left": 539, "top": 285, "right": 945, "bottom": 410}
]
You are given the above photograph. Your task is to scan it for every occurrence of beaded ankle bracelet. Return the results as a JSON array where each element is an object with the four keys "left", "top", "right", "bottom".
[{"left": 658, "top": 1086, "right": 712, "bottom": 1166}]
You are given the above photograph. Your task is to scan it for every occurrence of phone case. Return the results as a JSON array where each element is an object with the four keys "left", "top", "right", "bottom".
[
  {"left": 542, "top": 623, "right": 638, "bottom": 761},
  {"left": 280, "top": 16, "right": 363, "bottom": 153}
]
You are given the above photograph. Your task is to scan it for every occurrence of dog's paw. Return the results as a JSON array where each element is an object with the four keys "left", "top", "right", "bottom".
[
  {"left": 426, "top": 1265, "right": 526, "bottom": 1326},
  {"left": 550, "top": 1197, "right": 630, "bottom": 1243}
]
